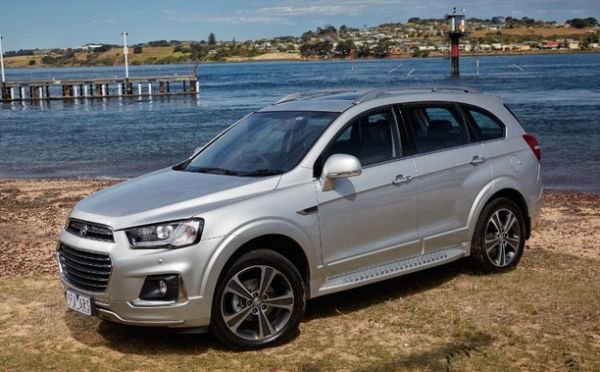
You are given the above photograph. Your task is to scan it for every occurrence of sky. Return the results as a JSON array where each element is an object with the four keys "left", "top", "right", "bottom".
[{"left": 1, "top": 0, "right": 599, "bottom": 50}]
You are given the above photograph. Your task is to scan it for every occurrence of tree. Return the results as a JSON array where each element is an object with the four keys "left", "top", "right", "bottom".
[
  {"left": 567, "top": 17, "right": 598, "bottom": 29},
  {"left": 208, "top": 33, "right": 216, "bottom": 45},
  {"left": 334, "top": 40, "right": 355, "bottom": 57}
]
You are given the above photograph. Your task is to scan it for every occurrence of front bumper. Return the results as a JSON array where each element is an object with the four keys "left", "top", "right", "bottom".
[{"left": 57, "top": 228, "right": 218, "bottom": 328}]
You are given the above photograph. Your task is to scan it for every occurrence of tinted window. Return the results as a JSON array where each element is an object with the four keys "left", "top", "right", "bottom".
[
  {"left": 183, "top": 111, "right": 338, "bottom": 176},
  {"left": 322, "top": 109, "right": 398, "bottom": 167},
  {"left": 467, "top": 108, "right": 505, "bottom": 140},
  {"left": 404, "top": 106, "right": 470, "bottom": 154}
]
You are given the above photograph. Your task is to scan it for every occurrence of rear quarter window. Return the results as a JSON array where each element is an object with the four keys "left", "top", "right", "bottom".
[{"left": 464, "top": 107, "right": 505, "bottom": 141}]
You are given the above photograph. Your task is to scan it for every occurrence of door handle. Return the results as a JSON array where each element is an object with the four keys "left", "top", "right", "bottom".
[
  {"left": 393, "top": 175, "right": 412, "bottom": 186},
  {"left": 470, "top": 155, "right": 487, "bottom": 166}
]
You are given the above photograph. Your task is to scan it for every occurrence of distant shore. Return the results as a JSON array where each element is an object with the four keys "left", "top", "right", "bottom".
[{"left": 3, "top": 49, "right": 599, "bottom": 69}]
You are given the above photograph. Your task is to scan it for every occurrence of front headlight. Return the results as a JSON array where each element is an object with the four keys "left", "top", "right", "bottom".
[{"left": 125, "top": 219, "right": 204, "bottom": 249}]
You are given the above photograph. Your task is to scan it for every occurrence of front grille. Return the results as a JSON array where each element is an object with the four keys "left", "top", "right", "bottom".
[
  {"left": 58, "top": 244, "right": 112, "bottom": 292},
  {"left": 66, "top": 219, "right": 114, "bottom": 242}
]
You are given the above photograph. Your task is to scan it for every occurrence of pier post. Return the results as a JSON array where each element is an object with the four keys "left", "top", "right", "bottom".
[
  {"left": 166, "top": 81, "right": 170, "bottom": 93},
  {"left": 101, "top": 84, "right": 107, "bottom": 97},
  {"left": 182, "top": 80, "right": 187, "bottom": 93},
  {"left": 137, "top": 83, "right": 142, "bottom": 96},
  {"left": 127, "top": 82, "right": 132, "bottom": 95},
  {"left": 10, "top": 87, "right": 15, "bottom": 100},
  {"left": 20, "top": 87, "right": 25, "bottom": 100},
  {"left": 159, "top": 81, "right": 165, "bottom": 94},
  {"left": 147, "top": 83, "right": 152, "bottom": 96},
  {"left": 46, "top": 85, "right": 51, "bottom": 98},
  {"left": 0, "top": 85, "right": 8, "bottom": 100},
  {"left": 73, "top": 85, "right": 79, "bottom": 98},
  {"left": 83, "top": 85, "right": 89, "bottom": 97},
  {"left": 117, "top": 83, "right": 123, "bottom": 96},
  {"left": 38, "top": 86, "right": 44, "bottom": 99},
  {"left": 195, "top": 80, "right": 200, "bottom": 95}
]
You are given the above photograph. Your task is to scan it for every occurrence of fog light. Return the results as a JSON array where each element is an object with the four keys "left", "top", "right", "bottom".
[
  {"left": 159, "top": 280, "right": 168, "bottom": 295},
  {"left": 139, "top": 274, "right": 179, "bottom": 301}
]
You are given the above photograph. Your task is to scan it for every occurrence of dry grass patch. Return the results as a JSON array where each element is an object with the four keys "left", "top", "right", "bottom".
[{"left": 0, "top": 179, "right": 599, "bottom": 370}]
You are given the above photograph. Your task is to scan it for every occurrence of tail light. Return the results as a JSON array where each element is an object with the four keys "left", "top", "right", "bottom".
[{"left": 523, "top": 134, "right": 541, "bottom": 161}]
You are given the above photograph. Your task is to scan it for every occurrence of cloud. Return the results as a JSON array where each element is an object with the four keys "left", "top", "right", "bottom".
[
  {"left": 163, "top": 0, "right": 401, "bottom": 25},
  {"left": 92, "top": 19, "right": 116, "bottom": 25},
  {"left": 163, "top": 10, "right": 292, "bottom": 25}
]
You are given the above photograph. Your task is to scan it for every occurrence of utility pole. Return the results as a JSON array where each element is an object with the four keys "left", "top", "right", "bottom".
[
  {"left": 0, "top": 35, "right": 6, "bottom": 83},
  {"left": 122, "top": 31, "right": 129, "bottom": 79}
]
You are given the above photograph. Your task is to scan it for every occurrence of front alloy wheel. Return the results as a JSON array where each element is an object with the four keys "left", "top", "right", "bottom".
[{"left": 211, "top": 250, "right": 305, "bottom": 349}]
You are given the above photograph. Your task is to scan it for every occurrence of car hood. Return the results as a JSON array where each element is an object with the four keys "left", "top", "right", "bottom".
[{"left": 71, "top": 168, "right": 281, "bottom": 230}]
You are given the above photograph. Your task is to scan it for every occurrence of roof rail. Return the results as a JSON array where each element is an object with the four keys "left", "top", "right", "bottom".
[
  {"left": 273, "top": 86, "right": 481, "bottom": 106},
  {"left": 352, "top": 86, "right": 480, "bottom": 104},
  {"left": 273, "top": 89, "right": 361, "bottom": 105}
]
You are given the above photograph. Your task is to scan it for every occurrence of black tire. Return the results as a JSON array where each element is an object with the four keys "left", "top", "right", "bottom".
[
  {"left": 471, "top": 197, "right": 526, "bottom": 273},
  {"left": 210, "top": 249, "right": 306, "bottom": 350}
]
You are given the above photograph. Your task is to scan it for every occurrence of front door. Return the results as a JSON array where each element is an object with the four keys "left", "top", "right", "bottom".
[{"left": 315, "top": 107, "right": 420, "bottom": 277}]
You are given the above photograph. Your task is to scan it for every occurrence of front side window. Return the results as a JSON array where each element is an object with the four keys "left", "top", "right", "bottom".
[
  {"left": 404, "top": 105, "right": 470, "bottom": 154},
  {"left": 320, "top": 108, "right": 399, "bottom": 167},
  {"left": 182, "top": 111, "right": 338, "bottom": 176},
  {"left": 465, "top": 108, "right": 505, "bottom": 140}
]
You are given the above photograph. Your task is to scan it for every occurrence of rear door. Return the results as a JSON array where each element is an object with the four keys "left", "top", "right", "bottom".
[{"left": 400, "top": 103, "right": 493, "bottom": 253}]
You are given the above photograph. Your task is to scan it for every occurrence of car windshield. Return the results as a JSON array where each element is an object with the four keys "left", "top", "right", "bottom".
[{"left": 181, "top": 111, "right": 339, "bottom": 176}]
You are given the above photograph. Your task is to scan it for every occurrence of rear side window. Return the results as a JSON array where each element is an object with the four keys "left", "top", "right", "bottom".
[
  {"left": 466, "top": 108, "right": 505, "bottom": 140},
  {"left": 404, "top": 106, "right": 470, "bottom": 154}
]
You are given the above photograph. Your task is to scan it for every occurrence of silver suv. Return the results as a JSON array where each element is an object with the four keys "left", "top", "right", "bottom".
[{"left": 57, "top": 87, "right": 543, "bottom": 349}]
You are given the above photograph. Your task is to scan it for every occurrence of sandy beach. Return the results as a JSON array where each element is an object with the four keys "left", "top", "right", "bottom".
[{"left": 0, "top": 178, "right": 599, "bottom": 370}]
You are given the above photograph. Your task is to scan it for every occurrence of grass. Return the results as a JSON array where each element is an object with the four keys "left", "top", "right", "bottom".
[
  {"left": 0, "top": 180, "right": 599, "bottom": 370},
  {"left": 470, "top": 26, "right": 597, "bottom": 38},
  {"left": 1, "top": 248, "right": 599, "bottom": 371}
]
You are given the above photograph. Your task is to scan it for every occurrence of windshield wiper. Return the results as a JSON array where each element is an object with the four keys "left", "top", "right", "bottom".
[
  {"left": 240, "top": 169, "right": 285, "bottom": 177},
  {"left": 192, "top": 167, "right": 242, "bottom": 176}
]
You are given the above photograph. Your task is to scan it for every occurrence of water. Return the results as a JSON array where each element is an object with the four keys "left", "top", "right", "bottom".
[{"left": 1, "top": 54, "right": 599, "bottom": 192}]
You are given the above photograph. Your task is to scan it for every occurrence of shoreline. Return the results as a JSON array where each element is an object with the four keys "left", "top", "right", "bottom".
[{"left": 1, "top": 177, "right": 598, "bottom": 195}]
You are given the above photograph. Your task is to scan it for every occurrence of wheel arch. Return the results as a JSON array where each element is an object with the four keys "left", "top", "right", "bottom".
[
  {"left": 467, "top": 178, "right": 532, "bottom": 256},
  {"left": 199, "top": 219, "right": 318, "bottom": 305},
  {"left": 221, "top": 234, "right": 310, "bottom": 292},
  {"left": 485, "top": 188, "right": 530, "bottom": 239}
]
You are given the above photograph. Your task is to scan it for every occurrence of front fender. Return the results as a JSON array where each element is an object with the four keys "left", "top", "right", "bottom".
[{"left": 198, "top": 217, "right": 320, "bottom": 302}]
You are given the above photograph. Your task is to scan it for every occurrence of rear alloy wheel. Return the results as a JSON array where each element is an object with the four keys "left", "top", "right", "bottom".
[
  {"left": 472, "top": 197, "right": 526, "bottom": 272},
  {"left": 211, "top": 250, "right": 305, "bottom": 349}
]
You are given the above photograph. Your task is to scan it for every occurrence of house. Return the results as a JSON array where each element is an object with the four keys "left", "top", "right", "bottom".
[
  {"left": 514, "top": 43, "right": 532, "bottom": 51},
  {"left": 540, "top": 41, "right": 560, "bottom": 49},
  {"left": 81, "top": 44, "right": 104, "bottom": 51}
]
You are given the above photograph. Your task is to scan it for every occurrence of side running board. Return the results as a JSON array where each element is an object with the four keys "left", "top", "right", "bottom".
[{"left": 319, "top": 246, "right": 465, "bottom": 294}]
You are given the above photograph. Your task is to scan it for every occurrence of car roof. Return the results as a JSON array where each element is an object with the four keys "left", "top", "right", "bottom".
[{"left": 259, "top": 87, "right": 499, "bottom": 113}]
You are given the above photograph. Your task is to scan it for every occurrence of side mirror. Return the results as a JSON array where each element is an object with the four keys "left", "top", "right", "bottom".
[{"left": 320, "top": 154, "right": 362, "bottom": 191}]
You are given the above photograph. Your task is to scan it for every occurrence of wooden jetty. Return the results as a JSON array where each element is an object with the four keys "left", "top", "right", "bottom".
[{"left": 0, "top": 75, "right": 200, "bottom": 102}]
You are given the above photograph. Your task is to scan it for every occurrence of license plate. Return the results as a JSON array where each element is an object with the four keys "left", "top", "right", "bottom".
[{"left": 66, "top": 290, "right": 94, "bottom": 316}]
